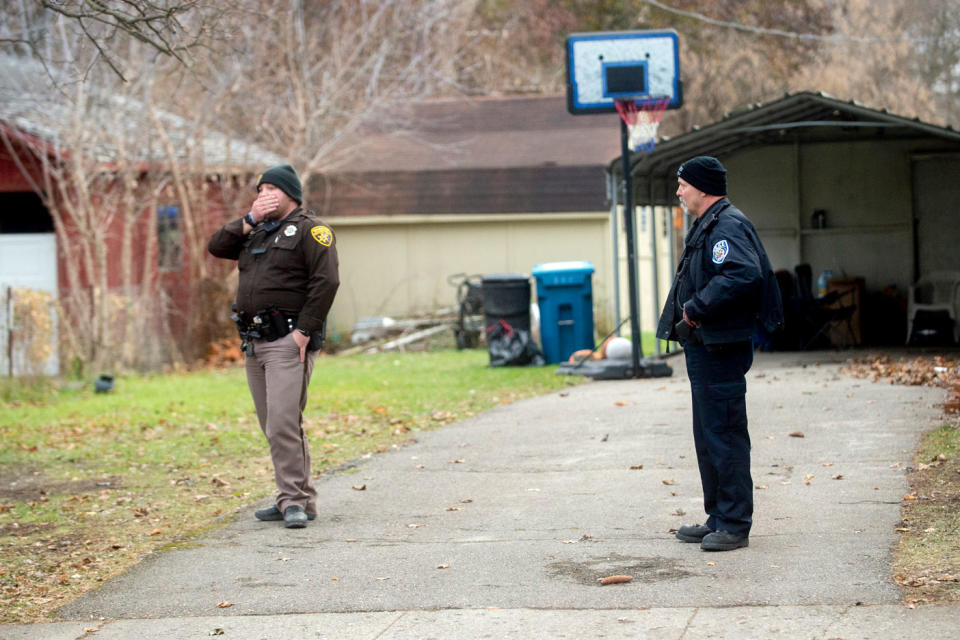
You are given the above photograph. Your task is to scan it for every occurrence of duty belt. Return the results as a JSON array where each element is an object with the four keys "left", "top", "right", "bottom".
[{"left": 231, "top": 306, "right": 295, "bottom": 355}]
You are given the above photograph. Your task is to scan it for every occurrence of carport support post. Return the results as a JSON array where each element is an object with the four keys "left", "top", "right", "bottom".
[{"left": 620, "top": 119, "right": 643, "bottom": 375}]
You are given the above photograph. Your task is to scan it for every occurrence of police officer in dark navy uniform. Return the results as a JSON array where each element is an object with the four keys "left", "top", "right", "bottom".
[
  {"left": 208, "top": 164, "right": 339, "bottom": 529},
  {"left": 657, "top": 156, "right": 782, "bottom": 551}
]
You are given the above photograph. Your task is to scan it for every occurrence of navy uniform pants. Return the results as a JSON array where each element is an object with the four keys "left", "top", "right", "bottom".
[{"left": 684, "top": 341, "right": 754, "bottom": 537}]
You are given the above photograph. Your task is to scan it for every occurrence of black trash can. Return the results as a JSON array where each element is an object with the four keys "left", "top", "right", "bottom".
[
  {"left": 482, "top": 273, "right": 543, "bottom": 366},
  {"left": 481, "top": 273, "right": 531, "bottom": 332}
]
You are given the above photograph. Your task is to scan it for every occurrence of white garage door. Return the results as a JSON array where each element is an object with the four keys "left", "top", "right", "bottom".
[{"left": 0, "top": 232, "right": 59, "bottom": 376}]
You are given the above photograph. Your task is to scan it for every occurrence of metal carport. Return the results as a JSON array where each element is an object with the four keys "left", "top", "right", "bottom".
[{"left": 609, "top": 91, "right": 960, "bottom": 347}]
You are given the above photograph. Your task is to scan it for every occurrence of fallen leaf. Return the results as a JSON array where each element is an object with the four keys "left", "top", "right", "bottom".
[
  {"left": 210, "top": 628, "right": 225, "bottom": 636},
  {"left": 597, "top": 575, "right": 633, "bottom": 585},
  {"left": 446, "top": 506, "right": 462, "bottom": 511},
  {"left": 217, "top": 601, "right": 234, "bottom": 608},
  {"left": 707, "top": 561, "right": 717, "bottom": 566},
  {"left": 789, "top": 431, "right": 805, "bottom": 438},
  {"left": 437, "top": 564, "right": 449, "bottom": 569},
  {"left": 755, "top": 484, "right": 769, "bottom": 490},
  {"left": 673, "top": 508, "right": 686, "bottom": 516},
  {"left": 148, "top": 528, "right": 163, "bottom": 536},
  {"left": 662, "top": 479, "right": 675, "bottom": 485},
  {"left": 630, "top": 465, "right": 644, "bottom": 470},
  {"left": 449, "top": 459, "right": 465, "bottom": 464},
  {"left": 460, "top": 499, "right": 473, "bottom": 503},
  {"left": 615, "top": 401, "right": 628, "bottom": 406},
  {"left": 352, "top": 484, "right": 366, "bottom": 491},
  {"left": 832, "top": 474, "right": 844, "bottom": 480}
]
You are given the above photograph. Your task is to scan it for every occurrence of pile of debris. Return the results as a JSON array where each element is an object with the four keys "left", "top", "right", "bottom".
[
  {"left": 341, "top": 308, "right": 466, "bottom": 355},
  {"left": 844, "top": 354, "right": 960, "bottom": 414}
]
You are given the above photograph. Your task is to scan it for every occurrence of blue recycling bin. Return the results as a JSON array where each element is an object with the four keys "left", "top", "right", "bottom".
[{"left": 532, "top": 261, "right": 595, "bottom": 364}]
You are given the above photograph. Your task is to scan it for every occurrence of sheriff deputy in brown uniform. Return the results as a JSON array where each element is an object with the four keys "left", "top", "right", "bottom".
[{"left": 208, "top": 164, "right": 340, "bottom": 529}]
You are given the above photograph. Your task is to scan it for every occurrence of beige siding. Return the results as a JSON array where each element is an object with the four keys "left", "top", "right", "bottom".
[
  {"left": 325, "top": 208, "right": 680, "bottom": 345},
  {"left": 326, "top": 212, "right": 615, "bottom": 340}
]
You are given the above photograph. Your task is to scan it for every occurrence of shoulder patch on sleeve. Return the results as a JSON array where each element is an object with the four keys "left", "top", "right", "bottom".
[
  {"left": 712, "top": 239, "right": 729, "bottom": 264},
  {"left": 310, "top": 225, "right": 333, "bottom": 246}
]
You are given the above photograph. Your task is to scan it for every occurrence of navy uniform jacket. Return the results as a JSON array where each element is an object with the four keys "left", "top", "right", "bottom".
[
  {"left": 208, "top": 208, "right": 340, "bottom": 334},
  {"left": 656, "top": 198, "right": 782, "bottom": 345}
]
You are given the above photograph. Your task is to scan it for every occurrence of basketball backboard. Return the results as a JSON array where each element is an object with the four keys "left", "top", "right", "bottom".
[{"left": 566, "top": 29, "right": 682, "bottom": 115}]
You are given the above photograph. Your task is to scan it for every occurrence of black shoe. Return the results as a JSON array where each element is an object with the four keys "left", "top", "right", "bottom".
[
  {"left": 255, "top": 505, "right": 316, "bottom": 522},
  {"left": 676, "top": 523, "right": 712, "bottom": 542},
  {"left": 700, "top": 530, "right": 748, "bottom": 551},
  {"left": 283, "top": 505, "right": 309, "bottom": 529}
]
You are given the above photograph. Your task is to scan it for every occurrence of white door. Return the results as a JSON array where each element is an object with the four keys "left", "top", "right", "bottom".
[{"left": 0, "top": 232, "right": 59, "bottom": 376}]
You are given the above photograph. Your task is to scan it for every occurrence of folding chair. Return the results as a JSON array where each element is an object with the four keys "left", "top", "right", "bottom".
[
  {"left": 794, "top": 264, "right": 858, "bottom": 350},
  {"left": 801, "top": 289, "right": 858, "bottom": 350}
]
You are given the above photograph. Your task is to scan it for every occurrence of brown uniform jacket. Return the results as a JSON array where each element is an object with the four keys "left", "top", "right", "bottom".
[{"left": 207, "top": 208, "right": 339, "bottom": 333}]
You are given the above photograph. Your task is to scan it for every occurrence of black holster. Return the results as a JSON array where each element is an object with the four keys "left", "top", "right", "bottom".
[
  {"left": 673, "top": 319, "right": 702, "bottom": 346},
  {"left": 231, "top": 305, "right": 294, "bottom": 355}
]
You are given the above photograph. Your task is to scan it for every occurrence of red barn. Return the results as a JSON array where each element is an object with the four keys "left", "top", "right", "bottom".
[{"left": 0, "top": 90, "right": 283, "bottom": 374}]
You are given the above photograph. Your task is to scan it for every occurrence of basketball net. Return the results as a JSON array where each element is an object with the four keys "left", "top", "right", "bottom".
[{"left": 614, "top": 97, "right": 670, "bottom": 153}]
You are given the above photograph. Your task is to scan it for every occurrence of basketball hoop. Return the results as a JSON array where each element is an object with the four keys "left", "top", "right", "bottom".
[{"left": 614, "top": 97, "right": 670, "bottom": 153}]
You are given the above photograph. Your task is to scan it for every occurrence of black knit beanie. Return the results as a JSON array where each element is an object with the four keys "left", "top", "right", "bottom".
[
  {"left": 677, "top": 156, "right": 727, "bottom": 196},
  {"left": 257, "top": 164, "right": 302, "bottom": 204}
]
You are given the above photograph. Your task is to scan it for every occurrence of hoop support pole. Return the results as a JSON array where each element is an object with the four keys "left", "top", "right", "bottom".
[{"left": 620, "top": 117, "right": 643, "bottom": 375}]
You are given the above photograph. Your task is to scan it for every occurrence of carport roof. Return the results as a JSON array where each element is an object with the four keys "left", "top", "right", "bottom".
[{"left": 621, "top": 91, "right": 960, "bottom": 205}]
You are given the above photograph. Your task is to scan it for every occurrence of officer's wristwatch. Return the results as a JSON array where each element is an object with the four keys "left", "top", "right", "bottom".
[
  {"left": 244, "top": 212, "right": 260, "bottom": 227},
  {"left": 296, "top": 328, "right": 310, "bottom": 337}
]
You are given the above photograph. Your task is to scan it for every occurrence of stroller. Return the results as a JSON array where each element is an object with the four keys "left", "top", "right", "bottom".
[{"left": 447, "top": 273, "right": 484, "bottom": 349}]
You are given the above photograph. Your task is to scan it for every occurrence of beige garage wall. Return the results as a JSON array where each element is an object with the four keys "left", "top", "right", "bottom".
[
  {"left": 324, "top": 207, "right": 679, "bottom": 346},
  {"left": 615, "top": 205, "right": 679, "bottom": 344},
  {"left": 326, "top": 212, "right": 614, "bottom": 341}
]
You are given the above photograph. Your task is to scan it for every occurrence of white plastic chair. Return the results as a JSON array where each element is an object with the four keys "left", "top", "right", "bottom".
[{"left": 906, "top": 271, "right": 960, "bottom": 344}]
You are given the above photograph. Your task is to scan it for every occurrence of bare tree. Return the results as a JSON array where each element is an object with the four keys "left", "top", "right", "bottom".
[
  {"left": 457, "top": 0, "right": 950, "bottom": 129},
  {"left": 0, "top": 29, "right": 272, "bottom": 372},
  {"left": 211, "top": 0, "right": 478, "bottom": 203},
  {"left": 902, "top": 0, "right": 960, "bottom": 127},
  {"left": 0, "top": 0, "right": 223, "bottom": 81},
  {"left": 785, "top": 0, "right": 939, "bottom": 124}
]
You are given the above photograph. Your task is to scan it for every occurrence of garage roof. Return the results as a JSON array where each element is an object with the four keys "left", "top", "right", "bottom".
[{"left": 620, "top": 91, "right": 960, "bottom": 205}]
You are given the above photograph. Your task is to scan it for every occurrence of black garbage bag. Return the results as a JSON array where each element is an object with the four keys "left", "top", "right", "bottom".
[{"left": 486, "top": 319, "right": 545, "bottom": 367}]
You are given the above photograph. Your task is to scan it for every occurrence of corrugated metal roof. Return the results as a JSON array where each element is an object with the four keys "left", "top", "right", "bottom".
[
  {"left": 620, "top": 91, "right": 960, "bottom": 205},
  {"left": 0, "top": 54, "right": 284, "bottom": 171}
]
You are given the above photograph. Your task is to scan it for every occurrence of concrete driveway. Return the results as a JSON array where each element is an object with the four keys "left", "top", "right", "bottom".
[{"left": 4, "top": 350, "right": 958, "bottom": 639}]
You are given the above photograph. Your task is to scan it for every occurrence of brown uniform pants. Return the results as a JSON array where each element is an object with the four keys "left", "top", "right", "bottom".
[{"left": 245, "top": 334, "right": 318, "bottom": 515}]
